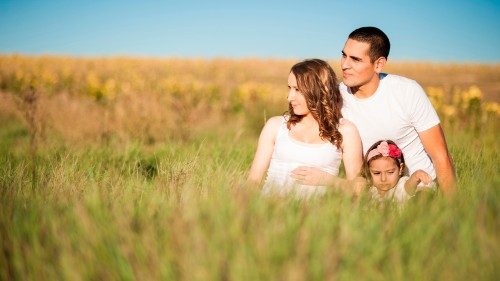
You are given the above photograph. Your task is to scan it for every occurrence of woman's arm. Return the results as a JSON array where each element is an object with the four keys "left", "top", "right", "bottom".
[
  {"left": 339, "top": 119, "right": 363, "bottom": 180},
  {"left": 247, "top": 116, "right": 282, "bottom": 184}
]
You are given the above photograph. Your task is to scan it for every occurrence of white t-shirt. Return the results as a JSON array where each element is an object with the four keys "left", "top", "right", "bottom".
[
  {"left": 262, "top": 116, "right": 342, "bottom": 198},
  {"left": 340, "top": 74, "right": 440, "bottom": 179}
]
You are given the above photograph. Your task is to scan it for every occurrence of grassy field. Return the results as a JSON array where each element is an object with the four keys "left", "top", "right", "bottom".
[{"left": 0, "top": 55, "right": 499, "bottom": 280}]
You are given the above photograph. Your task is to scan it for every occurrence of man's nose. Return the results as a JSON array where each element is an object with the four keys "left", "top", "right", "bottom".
[{"left": 341, "top": 57, "right": 349, "bottom": 69}]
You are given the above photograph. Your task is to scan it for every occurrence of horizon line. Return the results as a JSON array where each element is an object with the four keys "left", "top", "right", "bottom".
[{"left": 1, "top": 52, "right": 499, "bottom": 65}]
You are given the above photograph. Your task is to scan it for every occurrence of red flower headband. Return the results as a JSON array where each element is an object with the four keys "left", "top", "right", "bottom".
[{"left": 366, "top": 141, "right": 402, "bottom": 162}]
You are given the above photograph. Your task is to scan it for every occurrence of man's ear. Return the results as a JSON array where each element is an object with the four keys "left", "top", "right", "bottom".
[{"left": 374, "top": 57, "right": 387, "bottom": 74}]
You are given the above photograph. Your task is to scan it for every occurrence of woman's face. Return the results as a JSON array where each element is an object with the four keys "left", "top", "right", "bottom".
[
  {"left": 287, "top": 72, "right": 309, "bottom": 116},
  {"left": 369, "top": 156, "right": 402, "bottom": 192}
]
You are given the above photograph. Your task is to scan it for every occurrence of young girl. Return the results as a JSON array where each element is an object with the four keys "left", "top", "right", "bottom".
[
  {"left": 248, "top": 59, "right": 363, "bottom": 198},
  {"left": 364, "top": 140, "right": 433, "bottom": 203}
]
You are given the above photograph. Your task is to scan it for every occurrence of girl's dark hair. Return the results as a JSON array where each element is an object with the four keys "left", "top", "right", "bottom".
[{"left": 287, "top": 59, "right": 343, "bottom": 148}]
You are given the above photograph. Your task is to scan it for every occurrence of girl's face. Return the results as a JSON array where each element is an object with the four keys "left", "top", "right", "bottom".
[
  {"left": 369, "top": 156, "right": 402, "bottom": 192},
  {"left": 287, "top": 72, "right": 309, "bottom": 116}
]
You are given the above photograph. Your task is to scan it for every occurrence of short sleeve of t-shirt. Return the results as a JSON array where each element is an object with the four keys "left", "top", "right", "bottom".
[{"left": 406, "top": 80, "right": 440, "bottom": 132}]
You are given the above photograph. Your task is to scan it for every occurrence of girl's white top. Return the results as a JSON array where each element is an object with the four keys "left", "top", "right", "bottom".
[
  {"left": 262, "top": 117, "right": 342, "bottom": 198},
  {"left": 369, "top": 176, "right": 411, "bottom": 203}
]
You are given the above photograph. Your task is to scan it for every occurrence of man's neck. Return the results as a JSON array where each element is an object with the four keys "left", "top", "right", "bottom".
[{"left": 350, "top": 73, "right": 381, "bottom": 99}]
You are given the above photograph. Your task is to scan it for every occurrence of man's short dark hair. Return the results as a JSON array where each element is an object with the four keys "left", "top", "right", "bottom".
[{"left": 348, "top": 27, "right": 390, "bottom": 62}]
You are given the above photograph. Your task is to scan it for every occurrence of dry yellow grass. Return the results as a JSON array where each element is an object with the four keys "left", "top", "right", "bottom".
[
  {"left": 1, "top": 55, "right": 498, "bottom": 147},
  {"left": 0, "top": 55, "right": 498, "bottom": 280}
]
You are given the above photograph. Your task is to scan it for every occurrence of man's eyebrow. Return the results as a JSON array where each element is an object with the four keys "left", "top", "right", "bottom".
[
  {"left": 342, "top": 51, "right": 362, "bottom": 61},
  {"left": 350, "top": 55, "right": 362, "bottom": 61}
]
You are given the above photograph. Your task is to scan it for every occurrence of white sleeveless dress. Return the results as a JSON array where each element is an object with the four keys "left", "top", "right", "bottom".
[{"left": 262, "top": 117, "right": 343, "bottom": 198}]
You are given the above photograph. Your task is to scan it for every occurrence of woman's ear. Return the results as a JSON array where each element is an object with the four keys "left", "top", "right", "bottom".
[{"left": 399, "top": 163, "right": 405, "bottom": 176}]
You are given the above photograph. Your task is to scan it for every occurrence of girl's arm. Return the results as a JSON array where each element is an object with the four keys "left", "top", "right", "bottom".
[
  {"left": 404, "top": 170, "right": 433, "bottom": 195},
  {"left": 247, "top": 116, "right": 282, "bottom": 184}
]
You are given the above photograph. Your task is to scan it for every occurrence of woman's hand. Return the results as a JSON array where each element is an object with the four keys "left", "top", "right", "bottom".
[
  {"left": 352, "top": 176, "right": 367, "bottom": 196},
  {"left": 291, "top": 166, "right": 367, "bottom": 195},
  {"left": 290, "top": 166, "right": 331, "bottom": 185}
]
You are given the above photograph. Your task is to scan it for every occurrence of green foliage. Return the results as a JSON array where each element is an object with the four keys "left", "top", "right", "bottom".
[
  {"left": 0, "top": 120, "right": 498, "bottom": 280},
  {"left": 0, "top": 57, "right": 498, "bottom": 280}
]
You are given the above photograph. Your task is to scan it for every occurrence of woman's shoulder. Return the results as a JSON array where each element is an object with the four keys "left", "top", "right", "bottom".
[
  {"left": 262, "top": 115, "right": 287, "bottom": 133},
  {"left": 337, "top": 118, "right": 359, "bottom": 135},
  {"left": 266, "top": 115, "right": 287, "bottom": 126}
]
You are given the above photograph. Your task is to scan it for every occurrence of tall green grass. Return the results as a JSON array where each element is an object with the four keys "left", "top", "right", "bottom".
[{"left": 0, "top": 117, "right": 498, "bottom": 280}]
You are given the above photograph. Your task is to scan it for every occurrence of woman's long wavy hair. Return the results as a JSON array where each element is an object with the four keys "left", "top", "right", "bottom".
[{"left": 287, "top": 59, "right": 343, "bottom": 148}]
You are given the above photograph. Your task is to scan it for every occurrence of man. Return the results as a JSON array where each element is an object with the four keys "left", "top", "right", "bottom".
[{"left": 339, "top": 26, "right": 456, "bottom": 195}]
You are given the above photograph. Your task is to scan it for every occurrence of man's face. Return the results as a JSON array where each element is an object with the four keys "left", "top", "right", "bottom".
[{"left": 341, "top": 39, "right": 378, "bottom": 88}]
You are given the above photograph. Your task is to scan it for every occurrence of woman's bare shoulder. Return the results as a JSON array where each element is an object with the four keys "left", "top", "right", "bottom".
[
  {"left": 338, "top": 118, "right": 359, "bottom": 135},
  {"left": 265, "top": 115, "right": 286, "bottom": 127}
]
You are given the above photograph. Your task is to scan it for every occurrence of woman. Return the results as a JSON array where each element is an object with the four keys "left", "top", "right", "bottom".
[{"left": 248, "top": 59, "right": 363, "bottom": 197}]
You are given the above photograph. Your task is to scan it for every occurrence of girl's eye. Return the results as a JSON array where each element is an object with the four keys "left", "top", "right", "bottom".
[{"left": 372, "top": 172, "right": 380, "bottom": 175}]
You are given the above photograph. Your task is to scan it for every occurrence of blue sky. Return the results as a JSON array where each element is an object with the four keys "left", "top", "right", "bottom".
[{"left": 1, "top": 0, "right": 499, "bottom": 62}]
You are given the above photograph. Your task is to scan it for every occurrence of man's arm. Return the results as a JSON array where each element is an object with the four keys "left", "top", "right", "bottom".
[{"left": 418, "top": 124, "right": 456, "bottom": 195}]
